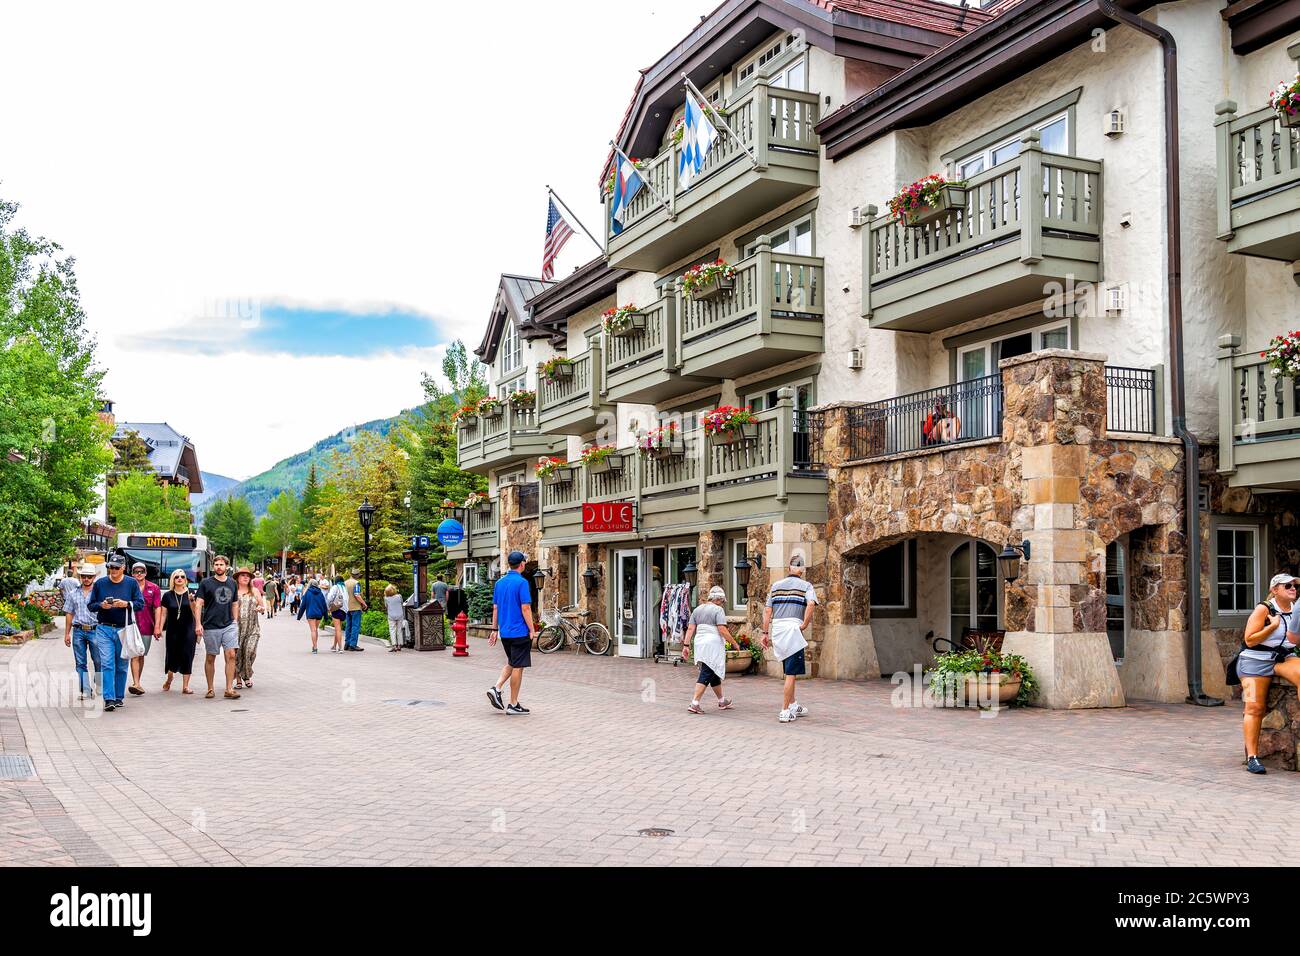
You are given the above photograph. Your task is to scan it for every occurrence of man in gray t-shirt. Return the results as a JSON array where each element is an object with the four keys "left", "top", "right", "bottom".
[{"left": 432, "top": 575, "right": 450, "bottom": 607}]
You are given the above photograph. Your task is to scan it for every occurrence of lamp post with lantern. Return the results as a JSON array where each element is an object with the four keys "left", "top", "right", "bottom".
[{"left": 357, "top": 499, "right": 376, "bottom": 606}]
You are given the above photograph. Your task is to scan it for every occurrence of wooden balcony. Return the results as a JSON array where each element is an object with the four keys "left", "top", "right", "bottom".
[
  {"left": 864, "top": 134, "right": 1103, "bottom": 333},
  {"left": 537, "top": 345, "right": 613, "bottom": 437},
  {"left": 537, "top": 394, "right": 827, "bottom": 547},
  {"left": 606, "top": 80, "right": 820, "bottom": 273},
  {"left": 1217, "top": 336, "right": 1300, "bottom": 490},
  {"left": 601, "top": 295, "right": 711, "bottom": 405},
  {"left": 1215, "top": 102, "right": 1300, "bottom": 261},
  {"left": 443, "top": 499, "right": 501, "bottom": 561},
  {"left": 456, "top": 405, "right": 564, "bottom": 476}
]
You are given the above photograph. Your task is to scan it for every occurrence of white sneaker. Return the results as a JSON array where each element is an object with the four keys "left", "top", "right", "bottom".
[
  {"left": 779, "top": 709, "right": 794, "bottom": 723},
  {"left": 791, "top": 702, "right": 809, "bottom": 719}
]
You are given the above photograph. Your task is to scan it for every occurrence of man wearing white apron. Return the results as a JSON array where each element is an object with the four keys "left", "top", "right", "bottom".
[
  {"left": 760, "top": 554, "right": 816, "bottom": 723},
  {"left": 682, "top": 586, "right": 736, "bottom": 714}
]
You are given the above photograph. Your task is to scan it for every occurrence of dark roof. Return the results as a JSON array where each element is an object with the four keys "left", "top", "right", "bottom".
[
  {"left": 112, "top": 422, "right": 204, "bottom": 494},
  {"left": 525, "top": 258, "right": 630, "bottom": 346},
  {"left": 475, "top": 274, "right": 554, "bottom": 364},
  {"left": 1222, "top": 0, "right": 1300, "bottom": 54},
  {"left": 816, "top": 0, "right": 1159, "bottom": 160}
]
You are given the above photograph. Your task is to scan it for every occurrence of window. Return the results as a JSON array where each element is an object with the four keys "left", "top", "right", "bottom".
[
  {"left": 746, "top": 379, "right": 814, "bottom": 414},
  {"left": 950, "top": 541, "right": 1000, "bottom": 641},
  {"left": 744, "top": 215, "right": 813, "bottom": 258},
  {"left": 1106, "top": 539, "right": 1127, "bottom": 663},
  {"left": 737, "top": 34, "right": 797, "bottom": 86},
  {"left": 501, "top": 319, "right": 521, "bottom": 374},
  {"left": 729, "top": 539, "right": 749, "bottom": 611},
  {"left": 957, "top": 114, "right": 1068, "bottom": 179},
  {"left": 1216, "top": 526, "right": 1259, "bottom": 616},
  {"left": 956, "top": 322, "right": 1070, "bottom": 381},
  {"left": 870, "top": 542, "right": 911, "bottom": 612},
  {"left": 463, "top": 564, "right": 480, "bottom": 586},
  {"left": 501, "top": 378, "right": 524, "bottom": 398},
  {"left": 669, "top": 545, "right": 698, "bottom": 586}
]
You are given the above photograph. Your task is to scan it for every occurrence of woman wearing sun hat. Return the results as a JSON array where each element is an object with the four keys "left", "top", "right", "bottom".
[
  {"left": 1239, "top": 572, "right": 1300, "bottom": 775},
  {"left": 233, "top": 568, "right": 265, "bottom": 690}
]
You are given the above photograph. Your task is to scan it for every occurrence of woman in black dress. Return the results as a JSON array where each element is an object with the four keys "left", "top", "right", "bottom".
[{"left": 156, "top": 569, "right": 199, "bottom": 694}]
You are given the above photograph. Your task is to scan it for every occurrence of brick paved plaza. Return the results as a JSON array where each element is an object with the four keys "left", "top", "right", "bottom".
[{"left": 0, "top": 612, "right": 1284, "bottom": 867}]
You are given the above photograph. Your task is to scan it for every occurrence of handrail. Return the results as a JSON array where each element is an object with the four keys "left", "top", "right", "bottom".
[{"left": 845, "top": 374, "right": 1005, "bottom": 461}]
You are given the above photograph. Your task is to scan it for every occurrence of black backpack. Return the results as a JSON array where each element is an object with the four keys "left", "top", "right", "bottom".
[{"left": 1226, "top": 602, "right": 1294, "bottom": 686}]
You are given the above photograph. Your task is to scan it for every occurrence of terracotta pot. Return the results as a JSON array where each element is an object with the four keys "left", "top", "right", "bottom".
[
  {"left": 961, "top": 673, "right": 1021, "bottom": 708},
  {"left": 725, "top": 651, "right": 754, "bottom": 675}
]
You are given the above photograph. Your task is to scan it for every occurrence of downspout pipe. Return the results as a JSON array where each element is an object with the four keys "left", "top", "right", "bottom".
[{"left": 1094, "top": 1, "right": 1221, "bottom": 706}]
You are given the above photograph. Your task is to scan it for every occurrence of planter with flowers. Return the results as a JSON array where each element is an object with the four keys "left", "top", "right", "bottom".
[
  {"left": 889, "top": 174, "right": 968, "bottom": 228},
  {"left": 580, "top": 444, "right": 624, "bottom": 475},
  {"left": 1262, "top": 330, "right": 1300, "bottom": 378},
  {"left": 463, "top": 492, "right": 492, "bottom": 517},
  {"left": 724, "top": 632, "right": 763, "bottom": 674},
  {"left": 508, "top": 389, "right": 537, "bottom": 412},
  {"left": 681, "top": 260, "right": 737, "bottom": 302},
  {"left": 540, "top": 357, "right": 575, "bottom": 383},
  {"left": 927, "top": 640, "right": 1036, "bottom": 709},
  {"left": 1269, "top": 73, "right": 1300, "bottom": 128},
  {"left": 536, "top": 456, "right": 574, "bottom": 485},
  {"left": 638, "top": 423, "right": 684, "bottom": 460},
  {"left": 477, "top": 396, "right": 504, "bottom": 420},
  {"left": 602, "top": 304, "right": 646, "bottom": 339},
  {"left": 440, "top": 498, "right": 462, "bottom": 514},
  {"left": 669, "top": 103, "right": 728, "bottom": 146},
  {"left": 453, "top": 400, "right": 481, "bottom": 425},
  {"left": 702, "top": 405, "right": 758, "bottom": 447}
]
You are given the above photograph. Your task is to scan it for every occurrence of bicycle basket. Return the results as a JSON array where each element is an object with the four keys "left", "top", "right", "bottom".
[{"left": 540, "top": 609, "right": 562, "bottom": 627}]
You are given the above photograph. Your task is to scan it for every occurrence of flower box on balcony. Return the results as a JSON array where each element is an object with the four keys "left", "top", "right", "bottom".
[
  {"left": 545, "top": 467, "right": 576, "bottom": 485},
  {"left": 540, "top": 358, "right": 575, "bottom": 383},
  {"left": 1269, "top": 75, "right": 1300, "bottom": 128},
  {"left": 588, "top": 454, "right": 625, "bottom": 475},
  {"left": 889, "top": 175, "right": 968, "bottom": 229},
  {"left": 907, "top": 184, "right": 968, "bottom": 227},
  {"left": 709, "top": 423, "right": 757, "bottom": 447},
  {"left": 479, "top": 399, "right": 504, "bottom": 420},
  {"left": 694, "top": 276, "right": 733, "bottom": 301},
  {"left": 602, "top": 305, "right": 646, "bottom": 339},
  {"left": 645, "top": 442, "right": 685, "bottom": 461},
  {"left": 681, "top": 261, "right": 738, "bottom": 302}
]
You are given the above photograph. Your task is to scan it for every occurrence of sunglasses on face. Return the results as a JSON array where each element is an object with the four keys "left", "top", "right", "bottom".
[{"left": 1283, "top": 583, "right": 1298, "bottom": 590}]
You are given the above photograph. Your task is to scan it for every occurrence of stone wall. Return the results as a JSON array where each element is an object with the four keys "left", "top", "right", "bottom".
[{"left": 1258, "top": 682, "right": 1300, "bottom": 772}]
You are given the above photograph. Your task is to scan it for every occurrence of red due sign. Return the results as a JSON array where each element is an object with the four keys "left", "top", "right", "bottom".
[{"left": 583, "top": 502, "right": 635, "bottom": 534}]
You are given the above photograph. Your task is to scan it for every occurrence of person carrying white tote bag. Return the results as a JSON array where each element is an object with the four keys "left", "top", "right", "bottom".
[{"left": 119, "top": 604, "right": 147, "bottom": 660}]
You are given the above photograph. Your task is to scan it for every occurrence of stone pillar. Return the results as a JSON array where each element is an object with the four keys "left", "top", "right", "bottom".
[
  {"left": 697, "top": 530, "right": 725, "bottom": 599},
  {"left": 1001, "top": 351, "right": 1126, "bottom": 709},
  {"left": 579, "top": 543, "right": 608, "bottom": 628}
]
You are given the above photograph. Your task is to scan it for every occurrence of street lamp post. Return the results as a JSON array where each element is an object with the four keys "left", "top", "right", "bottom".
[{"left": 357, "top": 499, "right": 376, "bottom": 606}]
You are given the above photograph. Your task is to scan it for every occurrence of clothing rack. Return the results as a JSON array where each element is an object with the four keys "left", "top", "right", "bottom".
[{"left": 654, "top": 583, "right": 693, "bottom": 665}]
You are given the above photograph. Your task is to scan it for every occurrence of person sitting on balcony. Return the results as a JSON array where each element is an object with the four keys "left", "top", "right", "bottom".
[
  {"left": 923, "top": 400, "right": 963, "bottom": 446},
  {"left": 1239, "top": 573, "right": 1300, "bottom": 775}
]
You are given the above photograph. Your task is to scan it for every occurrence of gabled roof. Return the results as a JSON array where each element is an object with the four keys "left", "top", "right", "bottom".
[
  {"left": 112, "top": 422, "right": 204, "bottom": 494},
  {"left": 475, "top": 274, "right": 554, "bottom": 364},
  {"left": 525, "top": 258, "right": 631, "bottom": 346}
]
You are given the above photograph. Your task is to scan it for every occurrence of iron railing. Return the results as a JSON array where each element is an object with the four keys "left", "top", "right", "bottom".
[
  {"left": 846, "top": 374, "right": 1004, "bottom": 461},
  {"left": 1104, "top": 366, "right": 1158, "bottom": 435},
  {"left": 793, "top": 409, "right": 826, "bottom": 473}
]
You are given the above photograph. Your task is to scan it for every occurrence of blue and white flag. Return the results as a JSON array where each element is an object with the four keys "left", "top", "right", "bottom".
[
  {"left": 609, "top": 154, "right": 644, "bottom": 237},
  {"left": 677, "top": 90, "right": 718, "bottom": 190}
]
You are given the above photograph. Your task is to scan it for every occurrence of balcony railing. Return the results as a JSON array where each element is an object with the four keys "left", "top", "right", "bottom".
[
  {"left": 456, "top": 403, "right": 563, "bottom": 475},
  {"left": 1104, "top": 366, "right": 1160, "bottom": 435},
  {"left": 1218, "top": 337, "right": 1300, "bottom": 489},
  {"left": 1215, "top": 102, "right": 1300, "bottom": 261},
  {"left": 606, "top": 79, "right": 821, "bottom": 272},
  {"left": 845, "top": 374, "right": 1005, "bottom": 461},
  {"left": 537, "top": 345, "right": 612, "bottom": 436},
  {"left": 864, "top": 134, "right": 1103, "bottom": 332}
]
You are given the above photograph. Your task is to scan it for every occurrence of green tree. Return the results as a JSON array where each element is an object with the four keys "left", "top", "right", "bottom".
[
  {"left": 0, "top": 195, "right": 114, "bottom": 596},
  {"left": 216, "top": 497, "right": 255, "bottom": 564},
  {"left": 201, "top": 497, "right": 230, "bottom": 554},
  {"left": 109, "top": 429, "right": 152, "bottom": 486},
  {"left": 295, "top": 462, "right": 321, "bottom": 552},
  {"left": 259, "top": 490, "right": 302, "bottom": 572},
  {"left": 106, "top": 471, "right": 193, "bottom": 533}
]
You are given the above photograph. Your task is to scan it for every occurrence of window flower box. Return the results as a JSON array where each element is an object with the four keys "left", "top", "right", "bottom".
[
  {"left": 602, "top": 305, "right": 646, "bottom": 339},
  {"left": 681, "top": 261, "right": 737, "bottom": 301},
  {"left": 478, "top": 397, "right": 504, "bottom": 420},
  {"left": 638, "top": 423, "right": 685, "bottom": 460},
  {"left": 702, "top": 405, "right": 758, "bottom": 446},
  {"left": 1262, "top": 330, "right": 1300, "bottom": 378},
  {"left": 536, "top": 457, "right": 573, "bottom": 484},
  {"left": 1269, "top": 74, "right": 1300, "bottom": 128},
  {"left": 889, "top": 175, "right": 968, "bottom": 228},
  {"left": 580, "top": 445, "right": 623, "bottom": 474},
  {"left": 540, "top": 357, "right": 575, "bottom": 383},
  {"left": 508, "top": 390, "right": 537, "bottom": 411}
]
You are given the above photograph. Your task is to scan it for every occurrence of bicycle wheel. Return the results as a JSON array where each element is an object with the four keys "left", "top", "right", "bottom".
[
  {"left": 582, "top": 623, "right": 612, "bottom": 656},
  {"left": 537, "top": 626, "right": 566, "bottom": 654}
]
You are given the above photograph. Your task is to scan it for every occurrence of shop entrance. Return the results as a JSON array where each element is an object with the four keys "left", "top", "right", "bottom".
[{"left": 613, "top": 545, "right": 671, "bottom": 659}]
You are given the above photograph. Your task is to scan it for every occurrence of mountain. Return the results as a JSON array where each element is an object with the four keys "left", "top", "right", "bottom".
[
  {"left": 191, "top": 473, "right": 241, "bottom": 514},
  {"left": 193, "top": 408, "right": 423, "bottom": 519}
]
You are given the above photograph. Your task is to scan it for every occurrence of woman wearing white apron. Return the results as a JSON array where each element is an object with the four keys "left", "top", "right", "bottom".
[
  {"left": 760, "top": 554, "right": 817, "bottom": 723},
  {"left": 682, "top": 587, "right": 736, "bottom": 714}
]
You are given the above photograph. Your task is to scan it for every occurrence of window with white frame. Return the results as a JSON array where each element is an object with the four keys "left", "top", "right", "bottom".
[
  {"left": 956, "top": 113, "right": 1069, "bottom": 180},
  {"left": 462, "top": 564, "right": 480, "bottom": 586},
  {"left": 744, "top": 214, "right": 813, "bottom": 258},
  {"left": 500, "top": 319, "right": 521, "bottom": 375},
  {"left": 956, "top": 322, "right": 1070, "bottom": 382},
  {"left": 736, "top": 34, "right": 798, "bottom": 86},
  {"left": 1216, "top": 526, "right": 1260, "bottom": 616}
]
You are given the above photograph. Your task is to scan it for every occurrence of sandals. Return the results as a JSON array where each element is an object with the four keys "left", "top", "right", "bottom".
[
  {"left": 224, "top": 691, "right": 241, "bottom": 700},
  {"left": 182, "top": 689, "right": 194, "bottom": 696},
  {"left": 128, "top": 685, "right": 145, "bottom": 696},
  {"left": 205, "top": 690, "right": 215, "bottom": 699},
  {"left": 162, "top": 678, "right": 173, "bottom": 692}
]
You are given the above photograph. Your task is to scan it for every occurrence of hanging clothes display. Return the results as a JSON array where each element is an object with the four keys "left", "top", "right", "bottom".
[{"left": 658, "top": 584, "right": 693, "bottom": 649}]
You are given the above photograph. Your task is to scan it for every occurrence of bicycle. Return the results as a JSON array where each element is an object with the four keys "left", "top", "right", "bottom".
[{"left": 537, "top": 606, "right": 612, "bottom": 656}]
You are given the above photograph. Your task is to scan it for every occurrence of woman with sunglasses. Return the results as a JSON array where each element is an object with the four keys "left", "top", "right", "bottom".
[
  {"left": 157, "top": 570, "right": 199, "bottom": 695},
  {"left": 1240, "top": 573, "right": 1300, "bottom": 774}
]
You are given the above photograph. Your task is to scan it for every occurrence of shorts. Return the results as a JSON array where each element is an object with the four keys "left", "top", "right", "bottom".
[
  {"left": 137, "top": 633, "right": 153, "bottom": 656},
  {"left": 203, "top": 623, "right": 238, "bottom": 656},
  {"left": 1238, "top": 651, "right": 1297, "bottom": 679},
  {"left": 331, "top": 609, "right": 346, "bottom": 622},
  {"left": 696, "top": 662, "right": 722, "bottom": 688},
  {"left": 501, "top": 637, "right": 531, "bottom": 669},
  {"left": 782, "top": 648, "right": 807, "bottom": 677}
]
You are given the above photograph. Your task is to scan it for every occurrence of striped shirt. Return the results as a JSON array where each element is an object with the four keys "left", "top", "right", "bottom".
[{"left": 766, "top": 576, "right": 817, "bottom": 621}]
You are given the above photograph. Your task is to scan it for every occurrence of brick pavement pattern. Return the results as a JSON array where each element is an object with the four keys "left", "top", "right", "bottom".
[{"left": 0, "top": 612, "right": 1285, "bottom": 866}]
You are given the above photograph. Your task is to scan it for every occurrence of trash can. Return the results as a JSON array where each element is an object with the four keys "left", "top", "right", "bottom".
[{"left": 413, "top": 601, "right": 447, "bottom": 652}]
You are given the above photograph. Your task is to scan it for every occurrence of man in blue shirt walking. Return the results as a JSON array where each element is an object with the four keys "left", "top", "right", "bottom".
[
  {"left": 486, "top": 551, "right": 536, "bottom": 716},
  {"left": 87, "top": 554, "right": 145, "bottom": 711}
]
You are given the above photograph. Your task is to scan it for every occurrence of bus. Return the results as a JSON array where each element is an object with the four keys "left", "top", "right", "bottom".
[{"left": 113, "top": 533, "right": 213, "bottom": 592}]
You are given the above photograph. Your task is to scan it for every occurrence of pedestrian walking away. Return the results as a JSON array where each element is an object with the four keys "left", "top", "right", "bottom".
[
  {"left": 682, "top": 586, "right": 736, "bottom": 714},
  {"left": 760, "top": 554, "right": 816, "bottom": 724},
  {"left": 195, "top": 555, "right": 242, "bottom": 700},
  {"left": 1238, "top": 573, "right": 1300, "bottom": 774},
  {"left": 384, "top": 584, "right": 406, "bottom": 652},
  {"left": 157, "top": 570, "right": 198, "bottom": 695},
  {"left": 87, "top": 554, "right": 145, "bottom": 711},
  {"left": 296, "top": 576, "right": 328, "bottom": 653},
  {"left": 326, "top": 575, "right": 348, "bottom": 653},
  {"left": 63, "top": 562, "right": 102, "bottom": 701},
  {"left": 487, "top": 551, "right": 536, "bottom": 715},
  {"left": 127, "top": 562, "right": 162, "bottom": 697},
  {"left": 432, "top": 574, "right": 449, "bottom": 608},
  {"left": 343, "top": 570, "right": 367, "bottom": 652},
  {"left": 234, "top": 567, "right": 265, "bottom": 689}
]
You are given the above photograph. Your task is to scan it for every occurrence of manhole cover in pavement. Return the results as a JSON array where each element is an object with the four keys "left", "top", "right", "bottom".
[
  {"left": 0, "top": 755, "right": 36, "bottom": 780},
  {"left": 383, "top": 699, "right": 447, "bottom": 707},
  {"left": 637, "top": 827, "right": 674, "bottom": 838}
]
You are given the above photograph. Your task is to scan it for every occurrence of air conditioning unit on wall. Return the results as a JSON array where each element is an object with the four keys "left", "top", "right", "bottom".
[{"left": 1104, "top": 284, "right": 1127, "bottom": 315}]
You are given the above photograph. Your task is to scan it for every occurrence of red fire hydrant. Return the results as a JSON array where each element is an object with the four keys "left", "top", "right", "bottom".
[{"left": 452, "top": 612, "right": 469, "bottom": 657}]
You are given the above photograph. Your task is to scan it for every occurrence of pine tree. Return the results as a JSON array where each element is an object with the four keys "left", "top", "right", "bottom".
[{"left": 109, "top": 430, "right": 153, "bottom": 486}]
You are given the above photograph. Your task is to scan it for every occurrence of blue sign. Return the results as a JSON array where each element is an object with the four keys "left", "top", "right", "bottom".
[
  {"left": 436, "top": 520, "right": 464, "bottom": 548},
  {"left": 411, "top": 535, "right": 431, "bottom": 549}
]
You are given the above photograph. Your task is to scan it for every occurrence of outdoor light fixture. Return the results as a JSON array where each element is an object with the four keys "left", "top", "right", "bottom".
[
  {"left": 582, "top": 566, "right": 602, "bottom": 594},
  {"left": 997, "top": 540, "right": 1032, "bottom": 583},
  {"left": 357, "top": 499, "right": 376, "bottom": 605},
  {"left": 533, "top": 568, "right": 551, "bottom": 588},
  {"left": 682, "top": 561, "right": 698, "bottom": 587},
  {"left": 734, "top": 554, "right": 763, "bottom": 597}
]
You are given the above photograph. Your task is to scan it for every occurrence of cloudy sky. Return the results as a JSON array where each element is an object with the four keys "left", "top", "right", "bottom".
[{"left": 1, "top": 0, "right": 712, "bottom": 479}]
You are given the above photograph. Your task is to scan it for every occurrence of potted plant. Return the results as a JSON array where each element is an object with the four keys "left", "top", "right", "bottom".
[
  {"left": 536, "top": 456, "right": 573, "bottom": 484},
  {"left": 580, "top": 444, "right": 624, "bottom": 475},
  {"left": 440, "top": 498, "right": 460, "bottom": 513},
  {"left": 602, "top": 304, "right": 646, "bottom": 338},
  {"left": 478, "top": 396, "right": 504, "bottom": 419},
  {"left": 638, "top": 422, "right": 685, "bottom": 460},
  {"left": 724, "top": 632, "right": 762, "bottom": 675},
  {"left": 540, "top": 357, "right": 575, "bottom": 383},
  {"left": 927, "top": 640, "right": 1037, "bottom": 709},
  {"left": 453, "top": 400, "right": 480, "bottom": 425},
  {"left": 702, "top": 405, "right": 758, "bottom": 446},
  {"left": 509, "top": 389, "right": 537, "bottom": 411},
  {"left": 681, "top": 260, "right": 737, "bottom": 301},
  {"left": 1261, "top": 330, "right": 1300, "bottom": 378},
  {"left": 463, "top": 492, "right": 492, "bottom": 517},
  {"left": 888, "top": 174, "right": 969, "bottom": 227},
  {"left": 1269, "top": 73, "right": 1300, "bottom": 128}
]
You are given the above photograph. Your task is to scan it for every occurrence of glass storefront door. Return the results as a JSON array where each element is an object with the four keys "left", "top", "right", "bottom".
[{"left": 615, "top": 550, "right": 643, "bottom": 658}]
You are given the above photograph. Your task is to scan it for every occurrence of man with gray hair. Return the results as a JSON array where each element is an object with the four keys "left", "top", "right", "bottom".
[
  {"left": 682, "top": 585, "right": 736, "bottom": 714},
  {"left": 760, "top": 553, "right": 817, "bottom": 723}
]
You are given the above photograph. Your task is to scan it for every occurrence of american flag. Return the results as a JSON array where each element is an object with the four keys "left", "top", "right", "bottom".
[{"left": 542, "top": 198, "right": 573, "bottom": 281}]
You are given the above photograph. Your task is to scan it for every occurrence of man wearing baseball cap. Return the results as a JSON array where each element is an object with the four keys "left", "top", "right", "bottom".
[
  {"left": 87, "top": 554, "right": 144, "bottom": 711},
  {"left": 486, "top": 551, "right": 536, "bottom": 716}
]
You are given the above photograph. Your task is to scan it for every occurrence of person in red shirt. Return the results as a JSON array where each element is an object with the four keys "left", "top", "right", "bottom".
[{"left": 129, "top": 563, "right": 163, "bottom": 696}]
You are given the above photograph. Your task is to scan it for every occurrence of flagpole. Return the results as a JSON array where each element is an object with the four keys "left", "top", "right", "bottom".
[
  {"left": 608, "top": 142, "right": 675, "bottom": 221},
  {"left": 546, "top": 186, "right": 604, "bottom": 255},
  {"left": 681, "top": 73, "right": 760, "bottom": 169}
]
